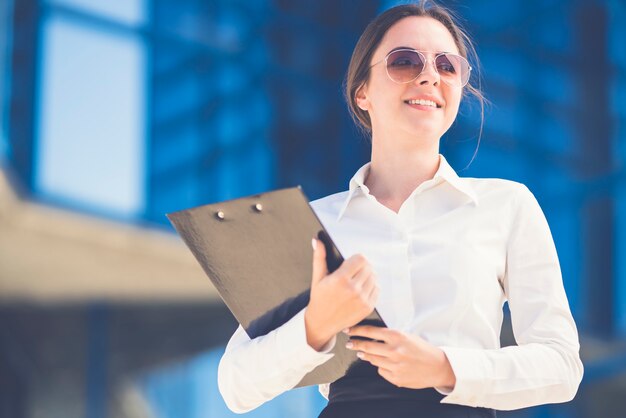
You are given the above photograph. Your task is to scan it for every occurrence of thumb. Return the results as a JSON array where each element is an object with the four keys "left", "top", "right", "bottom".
[{"left": 311, "top": 238, "right": 328, "bottom": 284}]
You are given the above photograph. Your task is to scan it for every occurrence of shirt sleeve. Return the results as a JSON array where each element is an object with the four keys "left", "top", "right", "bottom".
[
  {"left": 217, "top": 307, "right": 336, "bottom": 413},
  {"left": 437, "top": 184, "right": 584, "bottom": 410}
]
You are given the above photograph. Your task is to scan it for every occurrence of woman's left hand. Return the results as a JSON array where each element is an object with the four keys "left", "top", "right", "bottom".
[{"left": 345, "top": 325, "right": 456, "bottom": 390}]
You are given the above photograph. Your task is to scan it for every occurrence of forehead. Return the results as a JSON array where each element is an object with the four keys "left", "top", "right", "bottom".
[{"left": 376, "top": 16, "right": 459, "bottom": 58}]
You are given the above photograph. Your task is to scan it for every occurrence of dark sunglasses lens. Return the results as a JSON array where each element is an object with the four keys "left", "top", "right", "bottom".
[
  {"left": 435, "top": 54, "right": 470, "bottom": 86},
  {"left": 386, "top": 50, "right": 424, "bottom": 83}
]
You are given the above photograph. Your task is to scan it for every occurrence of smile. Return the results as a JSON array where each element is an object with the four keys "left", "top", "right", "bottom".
[{"left": 404, "top": 99, "right": 441, "bottom": 108}]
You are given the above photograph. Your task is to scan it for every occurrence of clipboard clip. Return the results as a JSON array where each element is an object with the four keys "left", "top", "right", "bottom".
[{"left": 215, "top": 203, "right": 262, "bottom": 221}]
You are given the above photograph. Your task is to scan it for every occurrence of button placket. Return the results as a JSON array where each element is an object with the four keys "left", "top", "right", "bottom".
[{"left": 390, "top": 219, "right": 415, "bottom": 331}]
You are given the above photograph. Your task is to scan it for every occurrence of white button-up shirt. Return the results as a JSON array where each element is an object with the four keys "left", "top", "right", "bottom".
[{"left": 217, "top": 154, "right": 583, "bottom": 413}]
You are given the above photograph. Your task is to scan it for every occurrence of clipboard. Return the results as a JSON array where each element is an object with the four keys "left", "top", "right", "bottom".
[{"left": 166, "top": 186, "right": 386, "bottom": 387}]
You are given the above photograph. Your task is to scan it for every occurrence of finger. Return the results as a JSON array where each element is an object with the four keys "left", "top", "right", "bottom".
[
  {"left": 347, "top": 325, "right": 397, "bottom": 343},
  {"left": 311, "top": 238, "right": 328, "bottom": 284},
  {"left": 356, "top": 352, "right": 396, "bottom": 369},
  {"left": 359, "top": 272, "right": 376, "bottom": 296},
  {"left": 376, "top": 367, "right": 398, "bottom": 386},
  {"left": 367, "top": 283, "right": 379, "bottom": 305},
  {"left": 346, "top": 339, "right": 390, "bottom": 357},
  {"left": 336, "top": 254, "right": 369, "bottom": 278},
  {"left": 350, "top": 264, "right": 373, "bottom": 287}
]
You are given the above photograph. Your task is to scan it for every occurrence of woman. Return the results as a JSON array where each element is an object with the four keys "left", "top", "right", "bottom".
[{"left": 218, "top": 2, "right": 584, "bottom": 417}]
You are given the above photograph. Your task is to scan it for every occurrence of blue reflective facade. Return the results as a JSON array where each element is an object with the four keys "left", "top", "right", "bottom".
[{"left": 145, "top": 0, "right": 380, "bottom": 224}]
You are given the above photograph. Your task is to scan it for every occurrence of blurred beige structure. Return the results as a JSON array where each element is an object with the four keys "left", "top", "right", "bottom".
[{"left": 0, "top": 165, "right": 220, "bottom": 303}]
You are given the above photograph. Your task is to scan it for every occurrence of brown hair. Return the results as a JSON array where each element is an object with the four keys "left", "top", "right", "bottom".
[{"left": 344, "top": 1, "right": 486, "bottom": 161}]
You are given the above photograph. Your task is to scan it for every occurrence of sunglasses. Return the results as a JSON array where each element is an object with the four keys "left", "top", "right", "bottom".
[{"left": 371, "top": 48, "right": 472, "bottom": 87}]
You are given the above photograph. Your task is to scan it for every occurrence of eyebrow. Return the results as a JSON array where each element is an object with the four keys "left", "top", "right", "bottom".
[{"left": 387, "top": 46, "right": 452, "bottom": 55}]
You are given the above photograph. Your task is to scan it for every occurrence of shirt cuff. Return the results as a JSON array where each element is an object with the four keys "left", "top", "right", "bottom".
[
  {"left": 275, "top": 308, "right": 336, "bottom": 367},
  {"left": 436, "top": 346, "right": 490, "bottom": 407}
]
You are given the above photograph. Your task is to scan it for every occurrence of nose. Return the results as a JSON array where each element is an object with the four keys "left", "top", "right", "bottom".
[{"left": 415, "top": 57, "right": 440, "bottom": 86}]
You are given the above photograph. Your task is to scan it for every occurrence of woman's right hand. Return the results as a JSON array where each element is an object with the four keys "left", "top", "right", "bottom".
[{"left": 304, "top": 238, "right": 379, "bottom": 351}]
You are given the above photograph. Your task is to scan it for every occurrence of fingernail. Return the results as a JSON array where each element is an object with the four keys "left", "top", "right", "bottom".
[
  {"left": 342, "top": 328, "right": 350, "bottom": 334},
  {"left": 356, "top": 352, "right": 364, "bottom": 359},
  {"left": 345, "top": 342, "right": 353, "bottom": 349},
  {"left": 311, "top": 238, "right": 317, "bottom": 251}
]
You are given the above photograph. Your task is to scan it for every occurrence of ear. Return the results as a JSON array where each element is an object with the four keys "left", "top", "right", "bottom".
[{"left": 355, "top": 83, "right": 370, "bottom": 111}]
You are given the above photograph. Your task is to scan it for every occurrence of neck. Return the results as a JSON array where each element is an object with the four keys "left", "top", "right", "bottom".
[{"left": 365, "top": 131, "right": 441, "bottom": 212}]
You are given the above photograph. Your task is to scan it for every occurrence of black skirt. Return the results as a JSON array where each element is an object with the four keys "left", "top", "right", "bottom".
[{"left": 319, "top": 361, "right": 496, "bottom": 418}]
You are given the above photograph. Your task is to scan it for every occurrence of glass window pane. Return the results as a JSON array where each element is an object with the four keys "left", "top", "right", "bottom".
[{"left": 36, "top": 14, "right": 145, "bottom": 218}]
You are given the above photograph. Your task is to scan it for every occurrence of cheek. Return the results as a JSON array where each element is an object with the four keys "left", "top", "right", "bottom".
[
  {"left": 444, "top": 90, "right": 462, "bottom": 119},
  {"left": 367, "top": 84, "right": 402, "bottom": 115}
]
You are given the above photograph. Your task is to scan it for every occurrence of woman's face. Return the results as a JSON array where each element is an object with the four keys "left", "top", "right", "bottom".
[{"left": 356, "top": 16, "right": 463, "bottom": 144}]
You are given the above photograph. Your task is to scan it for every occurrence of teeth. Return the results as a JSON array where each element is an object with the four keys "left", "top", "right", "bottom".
[{"left": 406, "top": 99, "right": 439, "bottom": 107}]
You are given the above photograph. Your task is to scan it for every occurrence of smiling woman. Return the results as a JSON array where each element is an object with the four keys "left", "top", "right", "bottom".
[{"left": 217, "top": 2, "right": 583, "bottom": 417}]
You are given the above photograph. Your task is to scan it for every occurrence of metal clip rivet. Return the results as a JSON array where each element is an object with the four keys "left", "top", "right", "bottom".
[
  {"left": 254, "top": 203, "right": 263, "bottom": 212},
  {"left": 216, "top": 211, "right": 225, "bottom": 220}
]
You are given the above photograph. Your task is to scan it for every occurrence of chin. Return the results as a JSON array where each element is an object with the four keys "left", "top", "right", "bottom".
[{"left": 404, "top": 124, "right": 445, "bottom": 140}]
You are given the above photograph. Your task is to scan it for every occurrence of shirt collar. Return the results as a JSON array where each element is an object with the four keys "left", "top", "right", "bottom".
[{"left": 336, "top": 154, "right": 479, "bottom": 221}]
